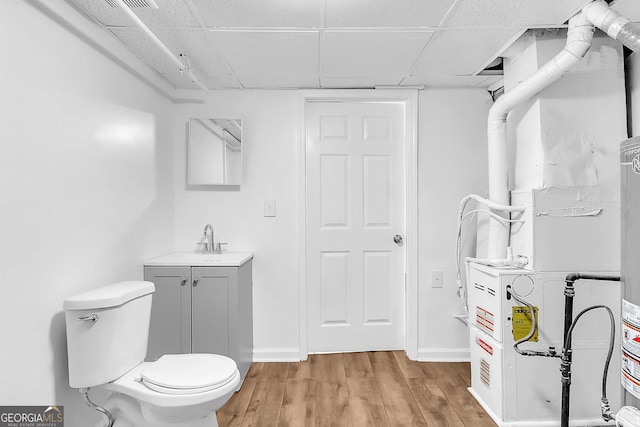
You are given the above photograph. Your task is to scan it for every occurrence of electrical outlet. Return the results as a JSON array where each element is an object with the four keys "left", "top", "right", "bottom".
[{"left": 432, "top": 270, "right": 443, "bottom": 288}]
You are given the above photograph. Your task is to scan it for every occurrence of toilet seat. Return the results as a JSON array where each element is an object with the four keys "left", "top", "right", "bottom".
[{"left": 140, "top": 354, "right": 238, "bottom": 395}]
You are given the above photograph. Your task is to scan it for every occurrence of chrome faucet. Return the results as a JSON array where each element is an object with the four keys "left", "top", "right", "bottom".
[
  {"left": 203, "top": 224, "right": 214, "bottom": 253},
  {"left": 202, "top": 224, "right": 227, "bottom": 254}
]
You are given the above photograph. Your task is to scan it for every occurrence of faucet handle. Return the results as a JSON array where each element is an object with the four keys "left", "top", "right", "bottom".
[{"left": 214, "top": 242, "right": 227, "bottom": 253}]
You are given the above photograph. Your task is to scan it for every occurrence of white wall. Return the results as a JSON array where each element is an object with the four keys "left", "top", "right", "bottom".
[
  {"left": 0, "top": 2, "right": 175, "bottom": 426},
  {"left": 172, "top": 90, "right": 301, "bottom": 360},
  {"left": 172, "top": 88, "right": 492, "bottom": 361},
  {"left": 417, "top": 89, "right": 492, "bottom": 359},
  {"left": 0, "top": 5, "right": 499, "bottom": 426}
]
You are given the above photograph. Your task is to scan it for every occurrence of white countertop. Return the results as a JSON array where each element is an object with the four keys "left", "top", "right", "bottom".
[{"left": 144, "top": 252, "right": 254, "bottom": 267}]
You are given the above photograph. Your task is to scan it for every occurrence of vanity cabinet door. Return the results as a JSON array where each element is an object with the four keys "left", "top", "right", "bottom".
[
  {"left": 144, "top": 266, "right": 192, "bottom": 361},
  {"left": 191, "top": 267, "right": 237, "bottom": 357},
  {"left": 144, "top": 262, "right": 253, "bottom": 386}
]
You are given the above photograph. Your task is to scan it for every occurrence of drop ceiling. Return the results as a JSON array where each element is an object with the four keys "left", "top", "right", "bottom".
[{"left": 68, "top": 0, "right": 640, "bottom": 91}]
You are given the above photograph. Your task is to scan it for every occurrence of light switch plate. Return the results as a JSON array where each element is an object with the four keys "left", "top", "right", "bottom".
[
  {"left": 264, "top": 200, "right": 276, "bottom": 217},
  {"left": 432, "top": 270, "right": 443, "bottom": 288}
]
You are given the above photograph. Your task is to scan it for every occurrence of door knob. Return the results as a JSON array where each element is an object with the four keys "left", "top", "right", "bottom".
[
  {"left": 193, "top": 279, "right": 199, "bottom": 287},
  {"left": 393, "top": 235, "right": 404, "bottom": 245}
]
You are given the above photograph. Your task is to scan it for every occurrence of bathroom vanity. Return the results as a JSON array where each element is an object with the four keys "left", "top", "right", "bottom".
[{"left": 143, "top": 252, "right": 253, "bottom": 385}]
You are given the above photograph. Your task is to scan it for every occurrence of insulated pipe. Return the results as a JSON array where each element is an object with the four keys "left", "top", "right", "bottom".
[
  {"left": 560, "top": 273, "right": 620, "bottom": 427},
  {"left": 459, "top": 194, "right": 525, "bottom": 213},
  {"left": 111, "top": 0, "right": 208, "bottom": 90},
  {"left": 560, "top": 280, "right": 576, "bottom": 427},
  {"left": 485, "top": 12, "right": 594, "bottom": 258},
  {"left": 583, "top": 0, "right": 640, "bottom": 52}
]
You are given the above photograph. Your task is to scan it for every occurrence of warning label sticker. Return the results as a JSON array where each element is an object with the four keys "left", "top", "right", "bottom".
[
  {"left": 512, "top": 306, "right": 538, "bottom": 342},
  {"left": 624, "top": 299, "right": 640, "bottom": 328},
  {"left": 623, "top": 370, "right": 640, "bottom": 400},
  {"left": 622, "top": 320, "right": 640, "bottom": 357},
  {"left": 476, "top": 306, "right": 495, "bottom": 336},
  {"left": 476, "top": 336, "right": 493, "bottom": 355},
  {"left": 622, "top": 300, "right": 640, "bottom": 398},
  {"left": 623, "top": 349, "right": 640, "bottom": 381}
]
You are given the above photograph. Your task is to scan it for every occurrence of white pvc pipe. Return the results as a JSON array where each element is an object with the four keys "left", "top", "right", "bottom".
[
  {"left": 485, "top": 11, "right": 594, "bottom": 258},
  {"left": 460, "top": 194, "right": 525, "bottom": 213},
  {"left": 583, "top": 0, "right": 640, "bottom": 52},
  {"left": 111, "top": 0, "right": 209, "bottom": 90}
]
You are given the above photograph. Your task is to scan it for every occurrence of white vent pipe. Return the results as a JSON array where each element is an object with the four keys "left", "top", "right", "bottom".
[
  {"left": 111, "top": 0, "right": 208, "bottom": 90},
  {"left": 485, "top": 11, "right": 595, "bottom": 258},
  {"left": 483, "top": 0, "right": 640, "bottom": 260},
  {"left": 583, "top": 0, "right": 640, "bottom": 52}
]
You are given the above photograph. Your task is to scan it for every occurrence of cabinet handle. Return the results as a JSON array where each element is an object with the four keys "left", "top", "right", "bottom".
[
  {"left": 193, "top": 279, "right": 199, "bottom": 287},
  {"left": 181, "top": 279, "right": 187, "bottom": 286}
]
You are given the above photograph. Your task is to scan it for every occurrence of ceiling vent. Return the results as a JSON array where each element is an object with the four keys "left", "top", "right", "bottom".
[{"left": 104, "top": 0, "right": 159, "bottom": 9}]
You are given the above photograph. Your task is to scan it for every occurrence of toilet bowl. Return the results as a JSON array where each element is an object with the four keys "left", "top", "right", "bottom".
[
  {"left": 100, "top": 354, "right": 240, "bottom": 426},
  {"left": 63, "top": 281, "right": 239, "bottom": 427}
]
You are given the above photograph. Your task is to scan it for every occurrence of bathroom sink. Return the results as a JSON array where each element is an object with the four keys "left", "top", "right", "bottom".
[{"left": 144, "top": 252, "right": 253, "bottom": 267}]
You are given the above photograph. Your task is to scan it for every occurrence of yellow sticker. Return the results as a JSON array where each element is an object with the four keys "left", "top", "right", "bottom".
[{"left": 512, "top": 306, "right": 539, "bottom": 342}]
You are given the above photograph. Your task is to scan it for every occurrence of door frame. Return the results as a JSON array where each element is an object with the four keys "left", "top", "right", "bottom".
[{"left": 296, "top": 89, "right": 419, "bottom": 360}]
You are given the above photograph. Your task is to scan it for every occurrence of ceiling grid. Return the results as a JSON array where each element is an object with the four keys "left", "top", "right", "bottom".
[{"left": 68, "top": 0, "right": 640, "bottom": 90}]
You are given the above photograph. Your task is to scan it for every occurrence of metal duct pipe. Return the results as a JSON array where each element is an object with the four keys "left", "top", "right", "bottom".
[
  {"left": 583, "top": 0, "right": 640, "bottom": 52},
  {"left": 485, "top": 12, "right": 595, "bottom": 258}
]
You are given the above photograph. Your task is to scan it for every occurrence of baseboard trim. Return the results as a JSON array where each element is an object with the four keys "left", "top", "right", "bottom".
[
  {"left": 252, "top": 347, "right": 471, "bottom": 362},
  {"left": 252, "top": 348, "right": 303, "bottom": 362},
  {"left": 417, "top": 348, "right": 470, "bottom": 362}
]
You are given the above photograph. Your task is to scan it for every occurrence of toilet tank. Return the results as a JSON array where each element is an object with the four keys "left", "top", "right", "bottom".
[{"left": 63, "top": 281, "right": 155, "bottom": 388}]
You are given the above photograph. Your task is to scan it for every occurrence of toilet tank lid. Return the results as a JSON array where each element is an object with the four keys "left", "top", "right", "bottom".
[{"left": 63, "top": 281, "right": 155, "bottom": 311}]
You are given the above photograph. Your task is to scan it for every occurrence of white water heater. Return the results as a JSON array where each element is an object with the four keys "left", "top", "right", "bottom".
[{"left": 467, "top": 263, "right": 621, "bottom": 426}]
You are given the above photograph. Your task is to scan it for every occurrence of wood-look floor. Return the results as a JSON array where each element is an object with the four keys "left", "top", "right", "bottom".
[{"left": 218, "top": 351, "right": 497, "bottom": 427}]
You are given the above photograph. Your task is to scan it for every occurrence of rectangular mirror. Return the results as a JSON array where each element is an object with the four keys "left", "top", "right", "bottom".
[{"left": 188, "top": 118, "right": 242, "bottom": 186}]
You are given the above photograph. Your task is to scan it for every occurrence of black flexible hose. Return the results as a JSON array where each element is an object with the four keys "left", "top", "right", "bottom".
[
  {"left": 565, "top": 305, "right": 616, "bottom": 398},
  {"left": 562, "top": 305, "right": 616, "bottom": 420}
]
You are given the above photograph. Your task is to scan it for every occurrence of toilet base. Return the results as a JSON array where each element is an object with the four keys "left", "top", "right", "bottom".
[{"left": 93, "top": 393, "right": 220, "bottom": 427}]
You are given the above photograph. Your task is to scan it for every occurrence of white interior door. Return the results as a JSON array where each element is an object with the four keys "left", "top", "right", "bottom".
[{"left": 306, "top": 100, "right": 406, "bottom": 353}]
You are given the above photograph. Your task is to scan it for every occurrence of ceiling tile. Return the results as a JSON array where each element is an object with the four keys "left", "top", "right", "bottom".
[
  {"left": 240, "top": 75, "right": 319, "bottom": 89},
  {"left": 109, "top": 27, "right": 180, "bottom": 73},
  {"left": 411, "top": 28, "right": 522, "bottom": 76},
  {"left": 402, "top": 74, "right": 502, "bottom": 88},
  {"left": 320, "top": 77, "right": 393, "bottom": 88},
  {"left": 322, "top": 31, "right": 433, "bottom": 81},
  {"left": 109, "top": 28, "right": 233, "bottom": 76},
  {"left": 71, "top": 0, "right": 200, "bottom": 28},
  {"left": 325, "top": 0, "right": 456, "bottom": 28},
  {"left": 154, "top": 29, "right": 233, "bottom": 76},
  {"left": 161, "top": 73, "right": 241, "bottom": 90},
  {"left": 205, "top": 31, "right": 319, "bottom": 88},
  {"left": 160, "top": 72, "right": 201, "bottom": 89},
  {"left": 190, "top": 0, "right": 324, "bottom": 28},
  {"left": 442, "top": 0, "right": 593, "bottom": 28}
]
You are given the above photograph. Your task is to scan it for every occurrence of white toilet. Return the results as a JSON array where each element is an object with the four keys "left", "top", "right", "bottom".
[{"left": 63, "top": 281, "right": 240, "bottom": 427}]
